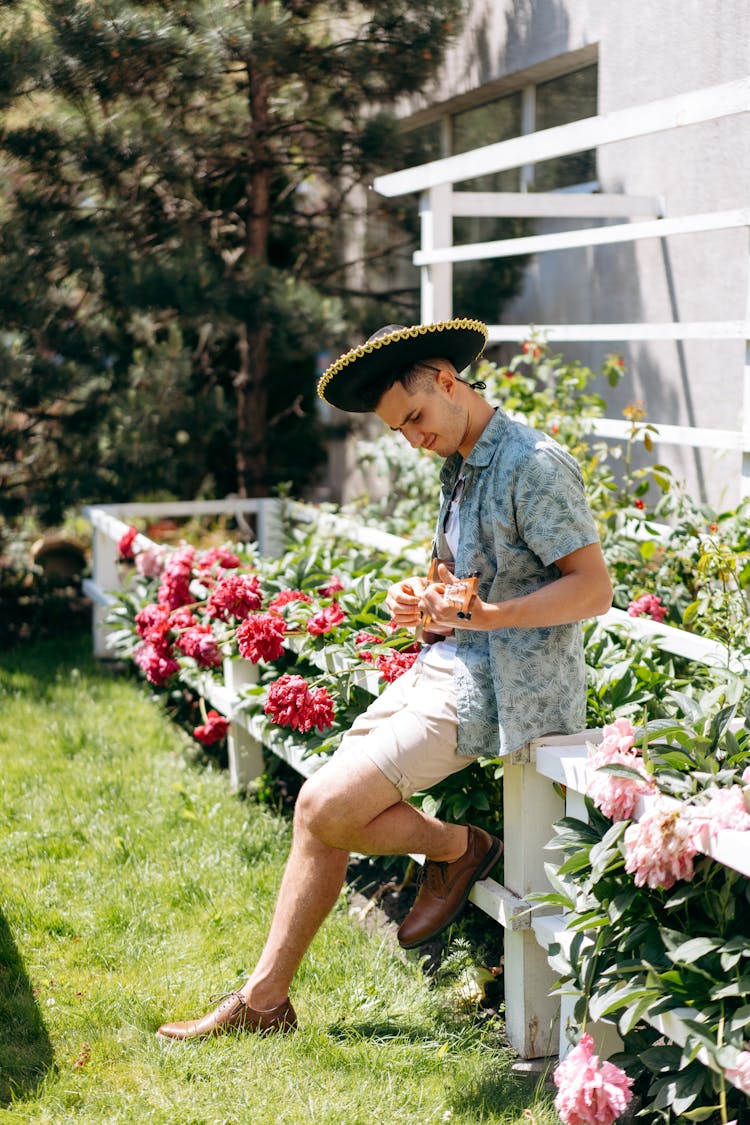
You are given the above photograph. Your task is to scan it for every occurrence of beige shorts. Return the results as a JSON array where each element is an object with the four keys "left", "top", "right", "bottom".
[{"left": 332, "top": 658, "right": 476, "bottom": 799}]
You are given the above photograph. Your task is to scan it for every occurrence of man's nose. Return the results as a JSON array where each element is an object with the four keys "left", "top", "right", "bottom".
[{"left": 403, "top": 424, "right": 423, "bottom": 448}]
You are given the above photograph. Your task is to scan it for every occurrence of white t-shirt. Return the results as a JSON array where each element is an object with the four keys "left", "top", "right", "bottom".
[{"left": 419, "top": 475, "right": 464, "bottom": 668}]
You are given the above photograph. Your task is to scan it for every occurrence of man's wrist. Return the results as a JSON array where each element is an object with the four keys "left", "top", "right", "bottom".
[{"left": 464, "top": 599, "right": 509, "bottom": 631}]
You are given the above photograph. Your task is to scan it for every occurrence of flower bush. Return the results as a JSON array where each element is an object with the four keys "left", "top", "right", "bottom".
[{"left": 538, "top": 703, "right": 750, "bottom": 1123}]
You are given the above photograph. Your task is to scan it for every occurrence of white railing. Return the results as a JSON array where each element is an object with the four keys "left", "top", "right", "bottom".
[
  {"left": 82, "top": 499, "right": 749, "bottom": 1085},
  {"left": 373, "top": 78, "right": 750, "bottom": 497}
]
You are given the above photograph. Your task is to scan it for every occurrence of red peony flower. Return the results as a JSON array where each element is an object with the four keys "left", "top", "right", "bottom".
[
  {"left": 264, "top": 674, "right": 335, "bottom": 733},
  {"left": 169, "top": 607, "right": 197, "bottom": 630},
  {"left": 133, "top": 643, "right": 180, "bottom": 685},
  {"left": 317, "top": 576, "right": 345, "bottom": 597},
  {"left": 197, "top": 546, "right": 241, "bottom": 573},
  {"left": 306, "top": 603, "right": 346, "bottom": 635},
  {"left": 236, "top": 612, "right": 287, "bottom": 663},
  {"left": 268, "top": 589, "right": 313, "bottom": 612},
  {"left": 118, "top": 525, "right": 139, "bottom": 559},
  {"left": 193, "top": 710, "right": 230, "bottom": 745},
  {"left": 355, "top": 631, "right": 381, "bottom": 646},
  {"left": 204, "top": 573, "right": 262, "bottom": 622},
  {"left": 157, "top": 545, "right": 196, "bottom": 610},
  {"left": 627, "top": 593, "right": 667, "bottom": 623},
  {"left": 376, "top": 650, "right": 419, "bottom": 682},
  {"left": 175, "top": 624, "right": 222, "bottom": 668},
  {"left": 135, "top": 603, "right": 172, "bottom": 652}
]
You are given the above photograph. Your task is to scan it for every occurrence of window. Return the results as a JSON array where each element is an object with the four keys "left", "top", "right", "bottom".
[
  {"left": 383, "top": 61, "right": 599, "bottom": 322},
  {"left": 532, "top": 65, "right": 598, "bottom": 190}
]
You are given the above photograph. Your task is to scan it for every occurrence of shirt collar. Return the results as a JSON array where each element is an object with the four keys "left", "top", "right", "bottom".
[{"left": 440, "top": 407, "right": 509, "bottom": 486}]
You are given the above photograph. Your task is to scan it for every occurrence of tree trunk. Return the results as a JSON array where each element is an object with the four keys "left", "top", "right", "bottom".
[{"left": 235, "top": 29, "right": 272, "bottom": 499}]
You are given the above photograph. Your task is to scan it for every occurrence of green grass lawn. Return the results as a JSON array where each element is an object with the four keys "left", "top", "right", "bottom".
[{"left": 0, "top": 632, "right": 558, "bottom": 1124}]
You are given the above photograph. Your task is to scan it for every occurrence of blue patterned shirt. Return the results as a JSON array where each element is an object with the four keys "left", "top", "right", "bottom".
[{"left": 434, "top": 408, "right": 600, "bottom": 757}]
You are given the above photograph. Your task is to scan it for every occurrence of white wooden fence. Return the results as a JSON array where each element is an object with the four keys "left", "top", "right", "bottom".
[
  {"left": 83, "top": 498, "right": 749, "bottom": 1088},
  {"left": 373, "top": 76, "right": 750, "bottom": 497}
]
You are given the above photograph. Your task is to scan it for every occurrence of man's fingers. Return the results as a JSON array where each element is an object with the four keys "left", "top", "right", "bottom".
[{"left": 436, "top": 562, "right": 456, "bottom": 585}]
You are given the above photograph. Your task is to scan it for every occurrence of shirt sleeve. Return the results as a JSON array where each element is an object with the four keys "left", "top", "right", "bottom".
[{"left": 513, "top": 440, "right": 601, "bottom": 568}]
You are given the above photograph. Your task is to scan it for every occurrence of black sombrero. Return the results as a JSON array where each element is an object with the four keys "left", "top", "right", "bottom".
[{"left": 317, "top": 318, "right": 488, "bottom": 413}]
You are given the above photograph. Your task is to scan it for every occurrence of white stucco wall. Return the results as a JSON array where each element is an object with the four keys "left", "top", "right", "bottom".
[{"left": 392, "top": 0, "right": 750, "bottom": 508}]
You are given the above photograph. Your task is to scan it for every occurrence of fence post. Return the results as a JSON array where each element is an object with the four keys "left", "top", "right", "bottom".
[
  {"left": 502, "top": 747, "right": 565, "bottom": 1058},
  {"left": 223, "top": 658, "right": 264, "bottom": 791},
  {"left": 256, "top": 498, "right": 284, "bottom": 558},
  {"left": 91, "top": 521, "right": 121, "bottom": 658},
  {"left": 420, "top": 183, "right": 453, "bottom": 323}
]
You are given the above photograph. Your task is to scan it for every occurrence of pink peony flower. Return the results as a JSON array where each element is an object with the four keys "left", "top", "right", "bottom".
[
  {"left": 175, "top": 624, "right": 222, "bottom": 668},
  {"left": 264, "top": 674, "right": 335, "bottom": 733},
  {"left": 307, "top": 602, "right": 346, "bottom": 635},
  {"left": 696, "top": 785, "right": 750, "bottom": 835},
  {"left": 236, "top": 612, "right": 287, "bottom": 663},
  {"left": 193, "top": 710, "right": 230, "bottom": 746},
  {"left": 317, "top": 576, "right": 345, "bottom": 597},
  {"left": 133, "top": 643, "right": 180, "bottom": 686},
  {"left": 204, "top": 573, "right": 262, "bottom": 622},
  {"left": 627, "top": 593, "right": 668, "bottom": 623},
  {"left": 157, "top": 545, "right": 195, "bottom": 610},
  {"left": 267, "top": 589, "right": 313, "bottom": 612},
  {"left": 376, "top": 650, "right": 419, "bottom": 683},
  {"left": 587, "top": 718, "right": 656, "bottom": 822},
  {"left": 725, "top": 1049, "right": 750, "bottom": 1095},
  {"left": 117, "top": 525, "right": 138, "bottom": 559},
  {"left": 553, "top": 1032, "right": 634, "bottom": 1125},
  {"left": 624, "top": 799, "right": 701, "bottom": 890},
  {"left": 135, "top": 546, "right": 167, "bottom": 579},
  {"left": 594, "top": 718, "right": 638, "bottom": 761},
  {"left": 588, "top": 756, "right": 656, "bottom": 822}
]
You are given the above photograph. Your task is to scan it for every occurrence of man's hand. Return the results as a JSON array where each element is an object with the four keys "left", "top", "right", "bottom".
[
  {"left": 418, "top": 563, "right": 478, "bottom": 630},
  {"left": 385, "top": 576, "right": 429, "bottom": 630}
]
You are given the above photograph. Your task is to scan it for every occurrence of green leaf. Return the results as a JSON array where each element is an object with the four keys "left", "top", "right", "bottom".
[
  {"left": 667, "top": 937, "right": 723, "bottom": 964},
  {"left": 682, "top": 1106, "right": 722, "bottom": 1122}
]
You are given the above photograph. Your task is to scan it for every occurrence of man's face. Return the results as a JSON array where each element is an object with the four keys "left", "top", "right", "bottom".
[{"left": 375, "top": 370, "right": 467, "bottom": 458}]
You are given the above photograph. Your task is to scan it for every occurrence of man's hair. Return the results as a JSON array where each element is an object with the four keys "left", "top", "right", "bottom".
[{"left": 359, "top": 360, "right": 447, "bottom": 412}]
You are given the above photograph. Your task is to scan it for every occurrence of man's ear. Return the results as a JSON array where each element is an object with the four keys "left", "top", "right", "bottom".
[{"left": 435, "top": 365, "right": 457, "bottom": 396}]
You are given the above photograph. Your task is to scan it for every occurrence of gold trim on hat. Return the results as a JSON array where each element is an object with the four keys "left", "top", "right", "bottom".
[{"left": 317, "top": 318, "right": 488, "bottom": 402}]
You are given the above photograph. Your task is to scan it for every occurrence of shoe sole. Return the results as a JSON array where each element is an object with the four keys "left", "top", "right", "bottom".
[{"left": 398, "top": 836, "right": 504, "bottom": 950}]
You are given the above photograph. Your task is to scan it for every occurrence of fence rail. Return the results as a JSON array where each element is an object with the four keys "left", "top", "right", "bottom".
[{"left": 82, "top": 498, "right": 748, "bottom": 1085}]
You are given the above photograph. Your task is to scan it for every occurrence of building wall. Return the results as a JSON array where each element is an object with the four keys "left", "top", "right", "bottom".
[{"left": 389, "top": 0, "right": 750, "bottom": 509}]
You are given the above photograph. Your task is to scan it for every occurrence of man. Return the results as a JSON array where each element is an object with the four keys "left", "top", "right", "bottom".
[{"left": 156, "top": 317, "right": 612, "bottom": 1041}]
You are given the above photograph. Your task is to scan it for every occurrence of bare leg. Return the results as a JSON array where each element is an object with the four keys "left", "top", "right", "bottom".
[{"left": 242, "top": 751, "right": 468, "bottom": 1010}]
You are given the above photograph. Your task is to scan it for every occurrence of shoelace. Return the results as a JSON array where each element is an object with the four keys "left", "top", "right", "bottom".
[{"left": 418, "top": 860, "right": 450, "bottom": 894}]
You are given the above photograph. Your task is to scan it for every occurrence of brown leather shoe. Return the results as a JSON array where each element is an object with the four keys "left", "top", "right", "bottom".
[
  {"left": 397, "top": 825, "right": 503, "bottom": 949},
  {"left": 156, "top": 991, "right": 297, "bottom": 1041}
]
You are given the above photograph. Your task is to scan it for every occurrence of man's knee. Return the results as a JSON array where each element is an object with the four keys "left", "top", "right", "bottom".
[{"left": 294, "top": 770, "right": 349, "bottom": 842}]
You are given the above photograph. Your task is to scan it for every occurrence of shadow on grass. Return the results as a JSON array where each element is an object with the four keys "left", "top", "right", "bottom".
[
  {"left": 447, "top": 1068, "right": 556, "bottom": 1119},
  {"left": 0, "top": 908, "right": 56, "bottom": 1106}
]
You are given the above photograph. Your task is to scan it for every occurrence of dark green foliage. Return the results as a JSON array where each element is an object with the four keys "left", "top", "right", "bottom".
[{"left": 0, "top": 0, "right": 462, "bottom": 522}]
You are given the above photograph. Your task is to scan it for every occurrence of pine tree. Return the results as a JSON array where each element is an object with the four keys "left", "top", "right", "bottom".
[{"left": 0, "top": 0, "right": 461, "bottom": 519}]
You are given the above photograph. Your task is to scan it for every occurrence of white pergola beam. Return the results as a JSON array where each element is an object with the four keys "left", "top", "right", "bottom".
[
  {"left": 413, "top": 208, "right": 750, "bottom": 265},
  {"left": 486, "top": 321, "right": 750, "bottom": 342},
  {"left": 451, "top": 192, "right": 664, "bottom": 219},
  {"left": 374, "top": 77, "right": 750, "bottom": 198}
]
